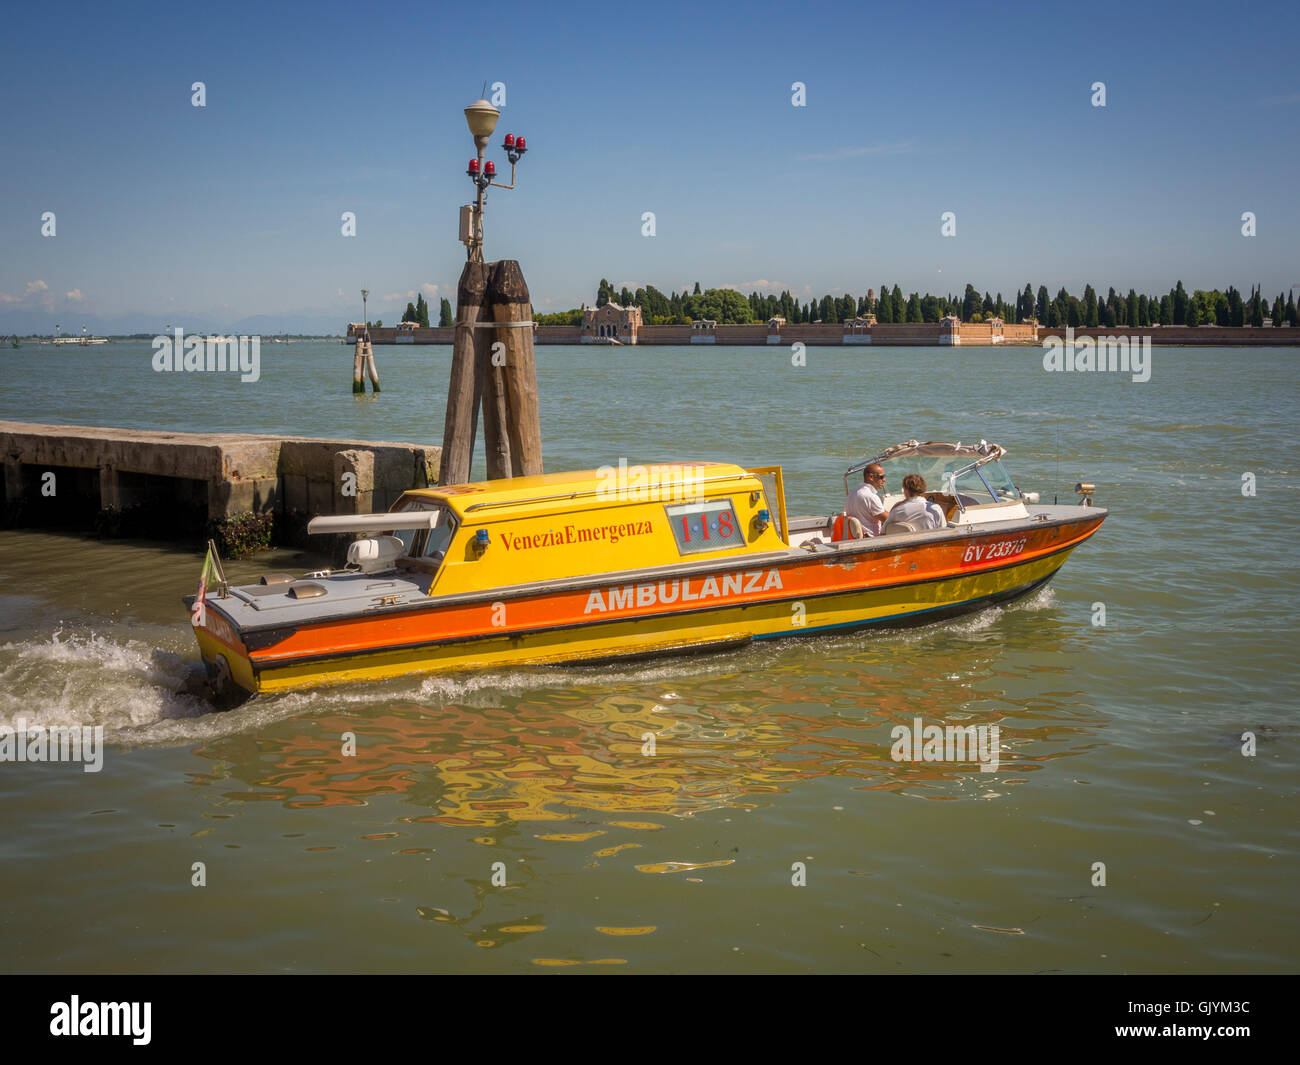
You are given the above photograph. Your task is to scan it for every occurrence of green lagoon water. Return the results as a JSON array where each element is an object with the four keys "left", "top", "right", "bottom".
[{"left": 0, "top": 340, "right": 1296, "bottom": 973}]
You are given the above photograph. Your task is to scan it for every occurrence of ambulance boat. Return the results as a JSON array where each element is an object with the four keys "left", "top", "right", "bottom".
[{"left": 187, "top": 440, "right": 1106, "bottom": 705}]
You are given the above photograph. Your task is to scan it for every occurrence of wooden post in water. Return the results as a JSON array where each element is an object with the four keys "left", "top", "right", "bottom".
[
  {"left": 439, "top": 261, "right": 490, "bottom": 486},
  {"left": 364, "top": 344, "right": 380, "bottom": 392},
  {"left": 478, "top": 280, "right": 513, "bottom": 480},
  {"left": 352, "top": 337, "right": 379, "bottom": 393},
  {"left": 489, "top": 260, "right": 542, "bottom": 476},
  {"left": 352, "top": 336, "right": 366, "bottom": 394}
]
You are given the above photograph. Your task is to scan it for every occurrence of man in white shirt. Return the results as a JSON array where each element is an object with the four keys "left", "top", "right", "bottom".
[
  {"left": 887, "top": 474, "right": 946, "bottom": 530},
  {"left": 846, "top": 464, "right": 890, "bottom": 536}
]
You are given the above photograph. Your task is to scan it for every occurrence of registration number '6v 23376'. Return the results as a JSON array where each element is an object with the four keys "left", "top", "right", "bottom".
[{"left": 962, "top": 538, "right": 1027, "bottom": 564}]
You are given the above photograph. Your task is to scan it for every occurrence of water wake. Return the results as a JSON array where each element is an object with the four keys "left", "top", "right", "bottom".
[{"left": 0, "top": 628, "right": 220, "bottom": 730}]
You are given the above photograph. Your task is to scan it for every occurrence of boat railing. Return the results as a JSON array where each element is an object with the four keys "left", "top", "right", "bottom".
[{"left": 460, "top": 472, "right": 753, "bottom": 513}]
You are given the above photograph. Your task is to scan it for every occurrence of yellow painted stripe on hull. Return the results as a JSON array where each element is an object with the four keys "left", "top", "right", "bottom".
[
  {"left": 193, "top": 628, "right": 258, "bottom": 692},
  {"left": 247, "top": 549, "right": 1072, "bottom": 694}
]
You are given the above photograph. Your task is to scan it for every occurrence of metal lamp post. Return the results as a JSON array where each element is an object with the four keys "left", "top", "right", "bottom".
[
  {"left": 361, "top": 289, "right": 369, "bottom": 340},
  {"left": 462, "top": 97, "right": 527, "bottom": 262},
  {"left": 441, "top": 89, "right": 540, "bottom": 484}
]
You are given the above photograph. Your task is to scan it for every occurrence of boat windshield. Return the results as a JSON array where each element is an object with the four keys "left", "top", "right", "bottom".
[
  {"left": 879, "top": 455, "right": 1022, "bottom": 506},
  {"left": 390, "top": 499, "right": 458, "bottom": 557}
]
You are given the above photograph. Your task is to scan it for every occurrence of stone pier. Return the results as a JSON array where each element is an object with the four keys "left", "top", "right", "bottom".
[{"left": 0, "top": 421, "right": 440, "bottom": 554}]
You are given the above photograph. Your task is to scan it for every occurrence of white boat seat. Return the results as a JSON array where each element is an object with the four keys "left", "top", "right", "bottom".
[{"left": 883, "top": 517, "right": 918, "bottom": 535}]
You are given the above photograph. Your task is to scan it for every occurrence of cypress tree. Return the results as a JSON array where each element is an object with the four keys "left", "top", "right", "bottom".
[
  {"left": 439, "top": 298, "right": 452, "bottom": 326},
  {"left": 1083, "top": 285, "right": 1099, "bottom": 327},
  {"left": 1036, "top": 285, "right": 1049, "bottom": 322},
  {"left": 403, "top": 301, "right": 417, "bottom": 323},
  {"left": 1127, "top": 290, "right": 1139, "bottom": 327},
  {"left": 1287, "top": 292, "right": 1298, "bottom": 326},
  {"left": 1185, "top": 297, "right": 1201, "bottom": 328},
  {"left": 1173, "top": 282, "right": 1187, "bottom": 324},
  {"left": 1138, "top": 294, "right": 1149, "bottom": 326}
]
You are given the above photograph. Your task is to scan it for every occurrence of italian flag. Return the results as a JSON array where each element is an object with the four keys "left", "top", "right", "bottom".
[{"left": 191, "top": 540, "right": 226, "bottom": 627}]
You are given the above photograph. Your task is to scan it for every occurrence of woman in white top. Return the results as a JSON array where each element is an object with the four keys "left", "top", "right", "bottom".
[{"left": 888, "top": 473, "right": 946, "bottom": 530}]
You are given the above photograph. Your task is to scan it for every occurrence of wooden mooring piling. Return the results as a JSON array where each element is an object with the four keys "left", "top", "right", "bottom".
[
  {"left": 439, "top": 259, "right": 540, "bottom": 486},
  {"left": 352, "top": 336, "right": 380, "bottom": 393}
]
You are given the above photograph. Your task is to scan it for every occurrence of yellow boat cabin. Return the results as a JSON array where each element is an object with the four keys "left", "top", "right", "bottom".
[{"left": 307, "top": 461, "right": 791, "bottom": 595}]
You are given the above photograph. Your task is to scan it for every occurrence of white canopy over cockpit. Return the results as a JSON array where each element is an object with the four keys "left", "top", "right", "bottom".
[{"left": 844, "top": 439, "right": 1028, "bottom": 524}]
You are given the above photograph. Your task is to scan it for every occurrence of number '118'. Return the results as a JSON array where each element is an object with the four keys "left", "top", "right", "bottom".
[{"left": 681, "top": 510, "right": 735, "bottom": 543}]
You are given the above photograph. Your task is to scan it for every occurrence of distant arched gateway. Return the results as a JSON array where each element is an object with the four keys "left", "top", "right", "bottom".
[{"left": 581, "top": 302, "right": 642, "bottom": 345}]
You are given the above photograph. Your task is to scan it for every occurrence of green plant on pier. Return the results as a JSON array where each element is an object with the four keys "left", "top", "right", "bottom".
[{"left": 209, "top": 511, "right": 273, "bottom": 559}]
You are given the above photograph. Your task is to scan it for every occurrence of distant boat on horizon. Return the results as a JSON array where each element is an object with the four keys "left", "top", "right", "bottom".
[{"left": 52, "top": 324, "right": 107, "bottom": 346}]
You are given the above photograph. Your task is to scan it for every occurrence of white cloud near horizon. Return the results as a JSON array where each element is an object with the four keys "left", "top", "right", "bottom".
[
  {"left": 0, "top": 280, "right": 55, "bottom": 308},
  {"left": 722, "top": 279, "right": 791, "bottom": 293}
]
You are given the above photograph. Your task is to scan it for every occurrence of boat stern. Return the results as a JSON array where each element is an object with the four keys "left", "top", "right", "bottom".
[{"left": 184, "top": 593, "right": 258, "bottom": 707}]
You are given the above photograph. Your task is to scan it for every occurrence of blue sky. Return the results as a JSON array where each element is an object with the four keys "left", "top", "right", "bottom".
[{"left": 2, "top": 0, "right": 1297, "bottom": 331}]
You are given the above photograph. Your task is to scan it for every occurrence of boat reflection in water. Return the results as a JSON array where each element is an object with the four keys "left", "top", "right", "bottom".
[
  {"left": 186, "top": 610, "right": 1098, "bottom": 823},
  {"left": 179, "top": 610, "right": 1096, "bottom": 957}
]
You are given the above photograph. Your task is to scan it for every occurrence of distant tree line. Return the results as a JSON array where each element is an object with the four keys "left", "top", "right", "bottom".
[
  {"left": 530, "top": 278, "right": 1300, "bottom": 329},
  {"left": 399, "top": 294, "right": 456, "bottom": 327},
  {"left": 1025, "top": 282, "right": 1296, "bottom": 329},
  {"left": 401, "top": 293, "right": 431, "bottom": 327}
]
